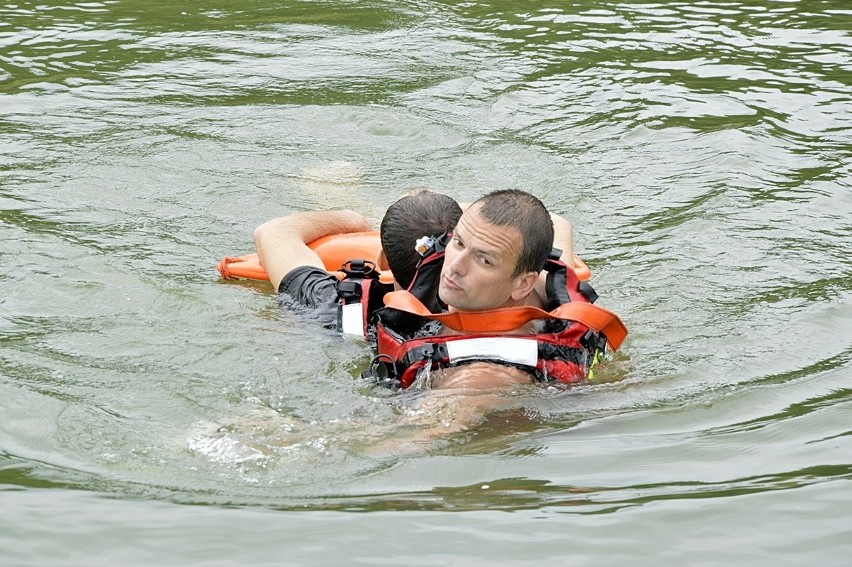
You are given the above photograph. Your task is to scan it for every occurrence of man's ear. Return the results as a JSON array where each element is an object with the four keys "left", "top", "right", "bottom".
[
  {"left": 376, "top": 249, "right": 390, "bottom": 271},
  {"left": 510, "top": 272, "right": 540, "bottom": 302}
]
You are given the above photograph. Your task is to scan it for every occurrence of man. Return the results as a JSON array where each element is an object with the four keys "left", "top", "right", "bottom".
[
  {"left": 253, "top": 190, "right": 464, "bottom": 331},
  {"left": 255, "top": 189, "right": 612, "bottom": 391},
  {"left": 439, "top": 189, "right": 555, "bottom": 312},
  {"left": 254, "top": 188, "right": 574, "bottom": 325},
  {"left": 371, "top": 189, "right": 625, "bottom": 390}
]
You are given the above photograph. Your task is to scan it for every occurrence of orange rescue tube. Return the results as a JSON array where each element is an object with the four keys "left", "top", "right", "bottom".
[
  {"left": 309, "top": 231, "right": 383, "bottom": 272},
  {"left": 217, "top": 253, "right": 277, "bottom": 281},
  {"left": 572, "top": 256, "right": 591, "bottom": 282},
  {"left": 217, "top": 231, "right": 392, "bottom": 283},
  {"left": 217, "top": 230, "right": 591, "bottom": 283}
]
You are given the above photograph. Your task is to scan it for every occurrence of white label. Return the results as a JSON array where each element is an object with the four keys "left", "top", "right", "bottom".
[
  {"left": 341, "top": 303, "right": 364, "bottom": 337},
  {"left": 446, "top": 337, "right": 538, "bottom": 367}
]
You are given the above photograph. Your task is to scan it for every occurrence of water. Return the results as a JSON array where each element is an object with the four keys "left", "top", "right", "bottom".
[{"left": 1, "top": 0, "right": 850, "bottom": 564}]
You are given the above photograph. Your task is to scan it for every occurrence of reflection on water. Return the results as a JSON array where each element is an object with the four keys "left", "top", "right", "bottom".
[
  {"left": 187, "top": 377, "right": 548, "bottom": 465},
  {"left": 1, "top": 0, "right": 850, "bottom": 563}
]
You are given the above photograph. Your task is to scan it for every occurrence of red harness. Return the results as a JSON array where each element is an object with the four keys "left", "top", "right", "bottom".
[
  {"left": 365, "top": 240, "right": 627, "bottom": 389},
  {"left": 335, "top": 259, "right": 393, "bottom": 339}
]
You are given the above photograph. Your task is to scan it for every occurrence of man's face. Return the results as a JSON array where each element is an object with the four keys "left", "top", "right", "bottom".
[{"left": 438, "top": 205, "right": 531, "bottom": 311}]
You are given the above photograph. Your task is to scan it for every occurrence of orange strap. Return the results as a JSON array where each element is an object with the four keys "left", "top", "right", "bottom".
[
  {"left": 382, "top": 290, "right": 628, "bottom": 350},
  {"left": 549, "top": 303, "right": 628, "bottom": 350}
]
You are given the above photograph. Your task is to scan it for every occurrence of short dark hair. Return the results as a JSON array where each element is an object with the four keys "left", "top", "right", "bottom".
[
  {"left": 380, "top": 190, "right": 462, "bottom": 288},
  {"left": 473, "top": 189, "right": 554, "bottom": 276}
]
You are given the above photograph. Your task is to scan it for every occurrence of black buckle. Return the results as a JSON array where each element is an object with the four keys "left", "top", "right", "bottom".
[
  {"left": 337, "top": 279, "right": 362, "bottom": 302},
  {"left": 580, "top": 330, "right": 607, "bottom": 354},
  {"left": 340, "top": 258, "right": 377, "bottom": 278},
  {"left": 361, "top": 354, "right": 400, "bottom": 388}
]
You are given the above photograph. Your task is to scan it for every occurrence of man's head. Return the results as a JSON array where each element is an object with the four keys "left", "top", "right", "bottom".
[
  {"left": 439, "top": 189, "right": 554, "bottom": 311},
  {"left": 380, "top": 189, "right": 463, "bottom": 289}
]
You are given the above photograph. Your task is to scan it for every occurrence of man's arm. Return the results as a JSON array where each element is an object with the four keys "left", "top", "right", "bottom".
[
  {"left": 530, "top": 213, "right": 575, "bottom": 307},
  {"left": 253, "top": 210, "right": 372, "bottom": 291},
  {"left": 551, "top": 213, "right": 575, "bottom": 269}
]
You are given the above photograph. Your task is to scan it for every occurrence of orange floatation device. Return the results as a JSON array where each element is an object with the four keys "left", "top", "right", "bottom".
[
  {"left": 217, "top": 230, "right": 591, "bottom": 283},
  {"left": 382, "top": 289, "right": 627, "bottom": 350},
  {"left": 217, "top": 231, "right": 393, "bottom": 283}
]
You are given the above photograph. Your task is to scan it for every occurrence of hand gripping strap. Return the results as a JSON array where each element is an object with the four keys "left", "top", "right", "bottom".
[{"left": 382, "top": 290, "right": 628, "bottom": 350}]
